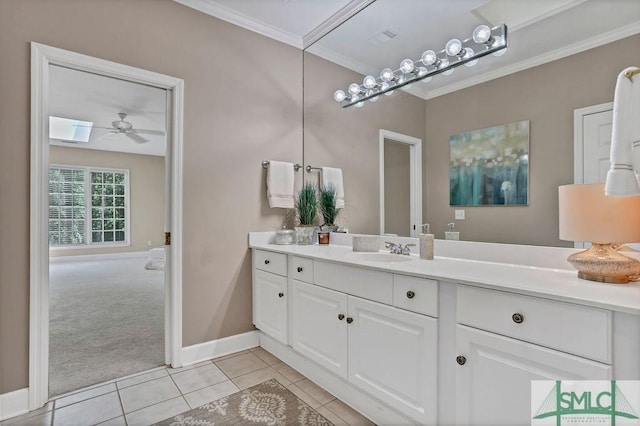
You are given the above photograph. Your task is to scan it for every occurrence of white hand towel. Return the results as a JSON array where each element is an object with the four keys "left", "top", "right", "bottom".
[
  {"left": 321, "top": 167, "right": 345, "bottom": 209},
  {"left": 267, "top": 161, "right": 295, "bottom": 208},
  {"left": 605, "top": 66, "right": 640, "bottom": 196}
]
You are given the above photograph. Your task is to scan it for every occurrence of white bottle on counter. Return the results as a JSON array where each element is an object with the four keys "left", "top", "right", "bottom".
[
  {"left": 419, "top": 224, "right": 434, "bottom": 260},
  {"left": 445, "top": 222, "right": 460, "bottom": 240}
]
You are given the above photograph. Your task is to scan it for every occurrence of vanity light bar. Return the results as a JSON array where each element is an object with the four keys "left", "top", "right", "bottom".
[{"left": 334, "top": 24, "right": 508, "bottom": 108}]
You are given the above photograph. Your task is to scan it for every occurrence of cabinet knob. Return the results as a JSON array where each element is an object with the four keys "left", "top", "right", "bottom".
[
  {"left": 338, "top": 314, "right": 345, "bottom": 321},
  {"left": 346, "top": 317, "right": 353, "bottom": 324},
  {"left": 264, "top": 259, "right": 270, "bottom": 265},
  {"left": 297, "top": 267, "right": 303, "bottom": 273},
  {"left": 278, "top": 292, "right": 284, "bottom": 298},
  {"left": 406, "top": 290, "right": 415, "bottom": 299},
  {"left": 512, "top": 313, "right": 524, "bottom": 324},
  {"left": 456, "top": 355, "right": 467, "bottom": 365}
]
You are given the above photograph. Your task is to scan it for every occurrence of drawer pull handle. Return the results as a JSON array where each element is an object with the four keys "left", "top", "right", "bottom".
[
  {"left": 346, "top": 317, "right": 353, "bottom": 324},
  {"left": 456, "top": 355, "right": 467, "bottom": 365},
  {"left": 278, "top": 292, "right": 284, "bottom": 298},
  {"left": 406, "top": 290, "right": 415, "bottom": 299},
  {"left": 338, "top": 314, "right": 345, "bottom": 321},
  {"left": 512, "top": 313, "right": 524, "bottom": 324},
  {"left": 297, "top": 267, "right": 303, "bottom": 273},
  {"left": 264, "top": 259, "right": 270, "bottom": 265}
]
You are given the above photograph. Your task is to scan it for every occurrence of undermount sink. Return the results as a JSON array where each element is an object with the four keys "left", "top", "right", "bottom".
[{"left": 347, "top": 252, "right": 415, "bottom": 263}]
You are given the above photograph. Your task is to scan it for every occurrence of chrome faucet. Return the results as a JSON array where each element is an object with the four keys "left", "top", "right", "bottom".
[{"left": 385, "top": 242, "right": 416, "bottom": 255}]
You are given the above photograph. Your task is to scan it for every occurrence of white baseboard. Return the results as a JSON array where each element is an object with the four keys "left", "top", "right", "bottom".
[
  {"left": 181, "top": 330, "right": 260, "bottom": 366},
  {"left": 0, "top": 388, "right": 29, "bottom": 421},
  {"left": 49, "top": 250, "right": 150, "bottom": 263},
  {"left": 259, "top": 332, "right": 415, "bottom": 426}
]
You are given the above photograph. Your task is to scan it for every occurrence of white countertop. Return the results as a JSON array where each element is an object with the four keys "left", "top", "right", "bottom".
[{"left": 250, "top": 236, "right": 640, "bottom": 315}]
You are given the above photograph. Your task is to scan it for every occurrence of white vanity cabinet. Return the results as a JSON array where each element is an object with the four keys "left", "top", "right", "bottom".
[
  {"left": 454, "top": 285, "right": 613, "bottom": 426},
  {"left": 290, "top": 263, "right": 438, "bottom": 425},
  {"left": 252, "top": 250, "right": 288, "bottom": 344}
]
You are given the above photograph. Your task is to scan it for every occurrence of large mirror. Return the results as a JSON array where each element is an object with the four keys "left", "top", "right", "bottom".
[{"left": 303, "top": 0, "right": 640, "bottom": 246}]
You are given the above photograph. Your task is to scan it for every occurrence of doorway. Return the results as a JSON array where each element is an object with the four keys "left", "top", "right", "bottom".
[
  {"left": 378, "top": 129, "right": 422, "bottom": 237},
  {"left": 30, "top": 43, "right": 184, "bottom": 409}
]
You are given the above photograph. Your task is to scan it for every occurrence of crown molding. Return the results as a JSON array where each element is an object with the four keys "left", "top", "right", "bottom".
[
  {"left": 306, "top": 43, "right": 371, "bottom": 77},
  {"left": 424, "top": 21, "right": 640, "bottom": 100},
  {"left": 174, "top": 0, "right": 303, "bottom": 48},
  {"left": 303, "top": 0, "right": 375, "bottom": 49}
]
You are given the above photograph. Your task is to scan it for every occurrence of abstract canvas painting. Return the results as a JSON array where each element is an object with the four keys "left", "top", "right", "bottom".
[{"left": 450, "top": 120, "right": 529, "bottom": 206}]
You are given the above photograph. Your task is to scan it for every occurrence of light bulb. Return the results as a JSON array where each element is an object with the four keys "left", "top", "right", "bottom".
[
  {"left": 421, "top": 50, "right": 437, "bottom": 66},
  {"left": 348, "top": 83, "right": 361, "bottom": 95},
  {"left": 466, "top": 58, "right": 479, "bottom": 67},
  {"left": 400, "top": 59, "right": 414, "bottom": 73},
  {"left": 333, "top": 90, "right": 346, "bottom": 102},
  {"left": 443, "top": 68, "right": 454, "bottom": 76},
  {"left": 463, "top": 48, "right": 478, "bottom": 67},
  {"left": 421, "top": 76, "right": 432, "bottom": 83},
  {"left": 381, "top": 82, "right": 394, "bottom": 96},
  {"left": 445, "top": 39, "right": 463, "bottom": 56},
  {"left": 439, "top": 57, "right": 449, "bottom": 69},
  {"left": 363, "top": 75, "right": 377, "bottom": 89},
  {"left": 493, "top": 47, "right": 507, "bottom": 57},
  {"left": 369, "top": 96, "right": 379, "bottom": 103},
  {"left": 355, "top": 101, "right": 364, "bottom": 108},
  {"left": 417, "top": 67, "right": 428, "bottom": 77},
  {"left": 473, "top": 25, "right": 492, "bottom": 44},
  {"left": 380, "top": 68, "right": 395, "bottom": 82},
  {"left": 398, "top": 74, "right": 406, "bottom": 84}
]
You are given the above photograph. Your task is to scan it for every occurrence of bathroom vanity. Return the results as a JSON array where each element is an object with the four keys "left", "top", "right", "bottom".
[{"left": 249, "top": 232, "right": 640, "bottom": 425}]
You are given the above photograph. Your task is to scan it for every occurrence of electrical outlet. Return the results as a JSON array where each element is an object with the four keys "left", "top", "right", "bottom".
[{"left": 455, "top": 209, "right": 465, "bottom": 220}]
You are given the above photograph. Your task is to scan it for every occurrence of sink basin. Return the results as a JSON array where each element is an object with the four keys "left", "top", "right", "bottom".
[{"left": 347, "top": 252, "right": 415, "bottom": 263}]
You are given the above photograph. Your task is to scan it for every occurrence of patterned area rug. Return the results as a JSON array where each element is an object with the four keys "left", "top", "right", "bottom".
[{"left": 155, "top": 379, "right": 334, "bottom": 425}]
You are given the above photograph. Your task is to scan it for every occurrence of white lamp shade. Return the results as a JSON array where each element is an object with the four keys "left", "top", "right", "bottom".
[{"left": 559, "top": 183, "right": 640, "bottom": 243}]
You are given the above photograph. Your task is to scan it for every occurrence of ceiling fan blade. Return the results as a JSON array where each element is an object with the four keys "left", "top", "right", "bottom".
[
  {"left": 126, "top": 132, "right": 148, "bottom": 144},
  {"left": 73, "top": 124, "right": 114, "bottom": 130},
  {"left": 94, "top": 132, "right": 119, "bottom": 141},
  {"left": 133, "top": 129, "right": 165, "bottom": 136}
]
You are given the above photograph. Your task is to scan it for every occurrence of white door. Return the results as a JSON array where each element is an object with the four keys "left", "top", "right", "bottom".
[
  {"left": 291, "top": 280, "right": 348, "bottom": 378},
  {"left": 253, "top": 270, "right": 287, "bottom": 344},
  {"left": 455, "top": 325, "right": 612, "bottom": 426},
  {"left": 581, "top": 107, "right": 613, "bottom": 184},
  {"left": 348, "top": 296, "right": 438, "bottom": 425}
]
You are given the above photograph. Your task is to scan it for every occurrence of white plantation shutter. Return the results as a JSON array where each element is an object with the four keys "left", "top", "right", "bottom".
[{"left": 49, "top": 167, "right": 86, "bottom": 246}]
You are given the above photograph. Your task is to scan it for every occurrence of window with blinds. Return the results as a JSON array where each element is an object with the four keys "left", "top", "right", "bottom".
[{"left": 49, "top": 166, "right": 129, "bottom": 247}]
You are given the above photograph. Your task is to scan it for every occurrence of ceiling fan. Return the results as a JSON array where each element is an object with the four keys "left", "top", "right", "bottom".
[{"left": 82, "top": 112, "right": 165, "bottom": 143}]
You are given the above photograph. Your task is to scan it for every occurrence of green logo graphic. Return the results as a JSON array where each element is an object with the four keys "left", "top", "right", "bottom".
[{"left": 533, "top": 380, "right": 639, "bottom": 426}]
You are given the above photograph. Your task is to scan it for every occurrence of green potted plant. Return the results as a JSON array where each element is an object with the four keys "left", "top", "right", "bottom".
[
  {"left": 319, "top": 184, "right": 341, "bottom": 232},
  {"left": 295, "top": 182, "right": 318, "bottom": 245}
]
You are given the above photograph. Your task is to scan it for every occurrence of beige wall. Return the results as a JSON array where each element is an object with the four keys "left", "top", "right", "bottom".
[
  {"left": 0, "top": 0, "right": 302, "bottom": 394},
  {"left": 304, "top": 52, "right": 426, "bottom": 233},
  {"left": 49, "top": 146, "right": 165, "bottom": 257},
  {"left": 424, "top": 34, "right": 640, "bottom": 247},
  {"left": 384, "top": 140, "right": 410, "bottom": 236}
]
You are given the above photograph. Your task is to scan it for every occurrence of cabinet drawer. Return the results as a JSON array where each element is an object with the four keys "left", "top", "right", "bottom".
[
  {"left": 290, "top": 256, "right": 313, "bottom": 283},
  {"left": 314, "top": 260, "right": 393, "bottom": 305},
  {"left": 393, "top": 275, "right": 438, "bottom": 317},
  {"left": 254, "top": 249, "right": 287, "bottom": 276},
  {"left": 457, "top": 285, "right": 612, "bottom": 363}
]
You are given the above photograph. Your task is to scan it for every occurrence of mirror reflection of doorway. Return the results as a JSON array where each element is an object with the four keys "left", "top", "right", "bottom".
[
  {"left": 47, "top": 65, "right": 167, "bottom": 397},
  {"left": 384, "top": 140, "right": 411, "bottom": 237}
]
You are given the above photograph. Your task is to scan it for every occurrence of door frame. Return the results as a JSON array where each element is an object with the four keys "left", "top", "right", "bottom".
[
  {"left": 573, "top": 101, "right": 613, "bottom": 184},
  {"left": 378, "top": 129, "right": 422, "bottom": 237},
  {"left": 30, "top": 42, "right": 184, "bottom": 409}
]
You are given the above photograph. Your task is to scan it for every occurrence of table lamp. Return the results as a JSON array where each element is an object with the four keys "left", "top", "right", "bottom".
[{"left": 559, "top": 183, "right": 640, "bottom": 283}]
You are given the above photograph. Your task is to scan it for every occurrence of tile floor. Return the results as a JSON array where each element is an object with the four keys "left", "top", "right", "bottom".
[{"left": 1, "top": 347, "right": 374, "bottom": 426}]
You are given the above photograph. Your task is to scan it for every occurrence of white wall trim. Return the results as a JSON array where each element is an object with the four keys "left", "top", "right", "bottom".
[
  {"left": 425, "top": 21, "right": 640, "bottom": 100},
  {"left": 30, "top": 42, "right": 184, "bottom": 410},
  {"left": 174, "top": 0, "right": 302, "bottom": 48},
  {"left": 379, "top": 130, "right": 422, "bottom": 237},
  {"left": 259, "top": 332, "right": 412, "bottom": 425},
  {"left": 181, "top": 331, "right": 260, "bottom": 366},
  {"left": 302, "top": 0, "right": 374, "bottom": 49},
  {"left": 0, "top": 388, "right": 29, "bottom": 422}
]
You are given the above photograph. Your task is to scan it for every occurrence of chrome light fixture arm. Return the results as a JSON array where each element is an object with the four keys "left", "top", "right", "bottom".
[{"left": 334, "top": 24, "right": 508, "bottom": 108}]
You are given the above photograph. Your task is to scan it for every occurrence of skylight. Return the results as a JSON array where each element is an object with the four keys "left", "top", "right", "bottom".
[{"left": 49, "top": 116, "right": 93, "bottom": 143}]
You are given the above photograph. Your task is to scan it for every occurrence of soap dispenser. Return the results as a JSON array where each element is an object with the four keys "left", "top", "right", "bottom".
[
  {"left": 419, "top": 224, "right": 434, "bottom": 260},
  {"left": 445, "top": 222, "right": 460, "bottom": 240}
]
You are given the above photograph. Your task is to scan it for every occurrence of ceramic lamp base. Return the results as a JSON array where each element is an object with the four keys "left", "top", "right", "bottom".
[{"left": 568, "top": 243, "right": 640, "bottom": 284}]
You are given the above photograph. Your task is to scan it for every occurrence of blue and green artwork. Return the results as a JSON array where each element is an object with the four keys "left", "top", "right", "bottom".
[{"left": 450, "top": 120, "right": 529, "bottom": 206}]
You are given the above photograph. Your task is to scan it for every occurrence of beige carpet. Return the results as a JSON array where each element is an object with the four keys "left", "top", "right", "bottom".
[
  {"left": 156, "top": 379, "right": 334, "bottom": 425},
  {"left": 49, "top": 255, "right": 164, "bottom": 396}
]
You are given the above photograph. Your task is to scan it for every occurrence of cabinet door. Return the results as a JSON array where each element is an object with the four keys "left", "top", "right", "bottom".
[
  {"left": 348, "top": 296, "right": 438, "bottom": 425},
  {"left": 291, "top": 280, "right": 348, "bottom": 378},
  {"left": 455, "top": 325, "right": 612, "bottom": 426},
  {"left": 253, "top": 269, "right": 287, "bottom": 344}
]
